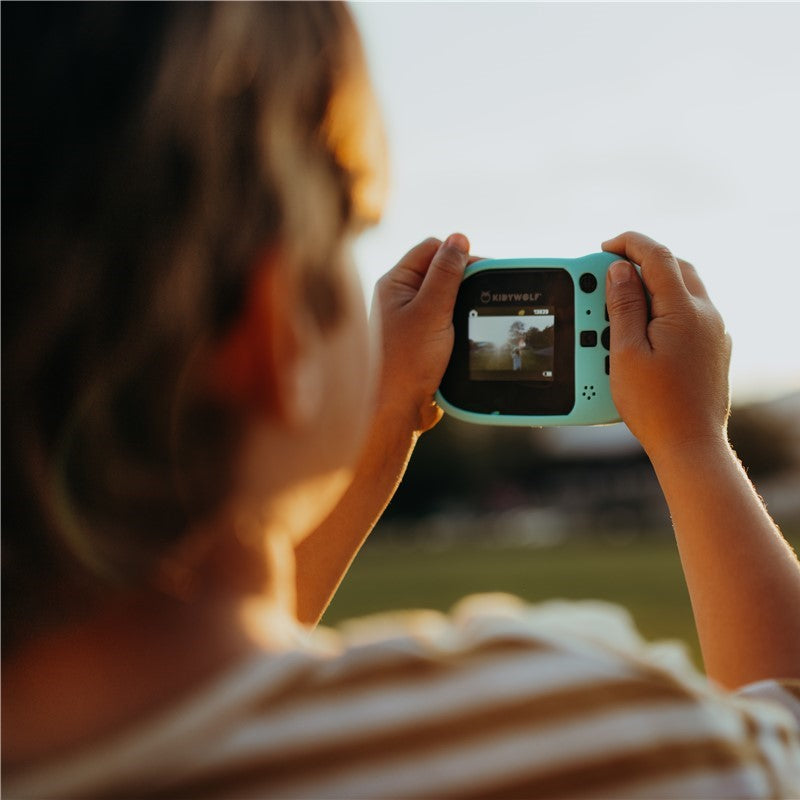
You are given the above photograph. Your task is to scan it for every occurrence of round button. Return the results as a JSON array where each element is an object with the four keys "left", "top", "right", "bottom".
[
  {"left": 601, "top": 326, "right": 611, "bottom": 350},
  {"left": 579, "top": 273, "right": 598, "bottom": 293}
]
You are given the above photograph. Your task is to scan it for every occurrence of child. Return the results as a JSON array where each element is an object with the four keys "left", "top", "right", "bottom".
[{"left": 3, "top": 4, "right": 799, "bottom": 797}]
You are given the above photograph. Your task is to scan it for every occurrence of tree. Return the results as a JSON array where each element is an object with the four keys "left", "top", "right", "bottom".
[
  {"left": 507, "top": 320, "right": 526, "bottom": 348},
  {"left": 525, "top": 324, "right": 554, "bottom": 351}
]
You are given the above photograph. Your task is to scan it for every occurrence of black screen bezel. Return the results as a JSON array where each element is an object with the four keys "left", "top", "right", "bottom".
[{"left": 439, "top": 268, "right": 575, "bottom": 415}]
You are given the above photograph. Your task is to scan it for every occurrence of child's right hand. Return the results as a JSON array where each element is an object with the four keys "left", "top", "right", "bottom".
[{"left": 602, "top": 231, "right": 732, "bottom": 460}]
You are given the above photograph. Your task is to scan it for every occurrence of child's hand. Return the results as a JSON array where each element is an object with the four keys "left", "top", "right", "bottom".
[
  {"left": 602, "top": 231, "right": 732, "bottom": 459},
  {"left": 370, "top": 234, "right": 471, "bottom": 434}
]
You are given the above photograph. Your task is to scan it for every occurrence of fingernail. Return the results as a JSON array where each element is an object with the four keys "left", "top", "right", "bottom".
[
  {"left": 444, "top": 233, "right": 469, "bottom": 254},
  {"left": 609, "top": 260, "right": 633, "bottom": 285}
]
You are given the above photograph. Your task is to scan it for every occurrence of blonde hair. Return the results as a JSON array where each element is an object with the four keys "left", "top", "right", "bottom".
[{"left": 2, "top": 2, "right": 385, "bottom": 650}]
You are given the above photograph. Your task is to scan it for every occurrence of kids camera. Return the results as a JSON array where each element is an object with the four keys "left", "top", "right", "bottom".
[{"left": 436, "top": 252, "right": 632, "bottom": 426}]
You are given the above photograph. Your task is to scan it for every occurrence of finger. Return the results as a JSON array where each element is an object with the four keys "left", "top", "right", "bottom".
[
  {"left": 606, "top": 260, "right": 650, "bottom": 354},
  {"left": 676, "top": 258, "right": 710, "bottom": 300},
  {"left": 387, "top": 237, "right": 442, "bottom": 290},
  {"left": 602, "top": 231, "right": 688, "bottom": 302},
  {"left": 416, "top": 233, "right": 470, "bottom": 320}
]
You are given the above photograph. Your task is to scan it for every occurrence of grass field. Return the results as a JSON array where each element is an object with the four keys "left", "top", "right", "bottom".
[{"left": 322, "top": 529, "right": 800, "bottom": 672}]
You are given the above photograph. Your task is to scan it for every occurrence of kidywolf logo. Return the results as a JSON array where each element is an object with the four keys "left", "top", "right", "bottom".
[{"left": 489, "top": 291, "right": 543, "bottom": 302}]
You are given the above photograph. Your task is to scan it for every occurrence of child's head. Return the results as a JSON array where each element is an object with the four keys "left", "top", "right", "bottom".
[{"left": 3, "top": 3, "right": 385, "bottom": 651}]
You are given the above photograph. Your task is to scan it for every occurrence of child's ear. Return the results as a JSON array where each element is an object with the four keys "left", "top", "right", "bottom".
[{"left": 210, "top": 250, "right": 323, "bottom": 427}]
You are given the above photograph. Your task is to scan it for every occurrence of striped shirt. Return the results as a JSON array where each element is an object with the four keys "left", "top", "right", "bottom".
[{"left": 7, "top": 594, "right": 800, "bottom": 798}]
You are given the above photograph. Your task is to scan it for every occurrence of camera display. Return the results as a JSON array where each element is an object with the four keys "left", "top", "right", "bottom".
[
  {"left": 438, "top": 266, "right": 574, "bottom": 417},
  {"left": 468, "top": 307, "right": 555, "bottom": 381}
]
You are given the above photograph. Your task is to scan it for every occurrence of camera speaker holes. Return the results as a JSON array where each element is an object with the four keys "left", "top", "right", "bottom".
[{"left": 582, "top": 385, "right": 597, "bottom": 400}]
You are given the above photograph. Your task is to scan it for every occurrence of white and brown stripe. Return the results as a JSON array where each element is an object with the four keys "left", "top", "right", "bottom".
[{"left": 7, "top": 598, "right": 800, "bottom": 799}]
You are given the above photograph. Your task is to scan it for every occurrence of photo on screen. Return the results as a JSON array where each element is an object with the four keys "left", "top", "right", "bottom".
[{"left": 468, "top": 310, "right": 555, "bottom": 381}]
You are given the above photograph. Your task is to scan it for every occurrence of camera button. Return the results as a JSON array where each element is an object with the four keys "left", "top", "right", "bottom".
[
  {"left": 601, "top": 326, "right": 611, "bottom": 350},
  {"left": 579, "top": 273, "right": 598, "bottom": 293},
  {"left": 605, "top": 355, "right": 610, "bottom": 375},
  {"left": 580, "top": 330, "right": 597, "bottom": 347}
]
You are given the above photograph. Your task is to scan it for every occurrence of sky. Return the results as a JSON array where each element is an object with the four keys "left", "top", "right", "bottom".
[{"left": 349, "top": 2, "right": 800, "bottom": 403}]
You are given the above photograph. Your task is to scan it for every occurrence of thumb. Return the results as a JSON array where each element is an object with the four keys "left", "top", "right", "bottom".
[
  {"left": 606, "top": 260, "right": 649, "bottom": 353},
  {"left": 416, "top": 233, "right": 470, "bottom": 321}
]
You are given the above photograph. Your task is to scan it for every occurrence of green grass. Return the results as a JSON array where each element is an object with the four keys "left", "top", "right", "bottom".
[{"left": 322, "top": 529, "right": 800, "bottom": 672}]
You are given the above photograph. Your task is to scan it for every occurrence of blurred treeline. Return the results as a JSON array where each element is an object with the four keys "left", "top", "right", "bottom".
[{"left": 379, "top": 393, "right": 800, "bottom": 538}]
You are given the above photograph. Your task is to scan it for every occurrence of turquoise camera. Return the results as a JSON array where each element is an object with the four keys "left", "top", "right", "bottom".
[{"left": 435, "top": 252, "right": 626, "bottom": 427}]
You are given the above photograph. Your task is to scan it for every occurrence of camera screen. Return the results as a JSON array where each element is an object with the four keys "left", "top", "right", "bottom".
[{"left": 468, "top": 307, "right": 555, "bottom": 381}]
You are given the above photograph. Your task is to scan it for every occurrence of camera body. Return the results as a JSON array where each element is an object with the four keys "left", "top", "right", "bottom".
[{"left": 436, "top": 252, "right": 625, "bottom": 427}]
